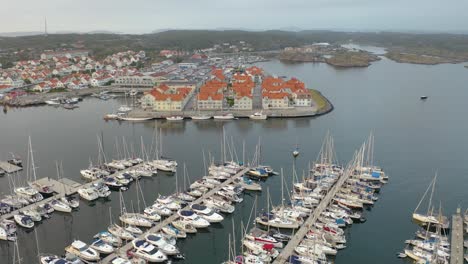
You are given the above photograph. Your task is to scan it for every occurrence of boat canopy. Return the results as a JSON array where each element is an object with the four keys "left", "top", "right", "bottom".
[
  {"left": 372, "top": 171, "right": 381, "bottom": 178},
  {"left": 180, "top": 210, "right": 195, "bottom": 217},
  {"left": 191, "top": 204, "right": 207, "bottom": 211}
]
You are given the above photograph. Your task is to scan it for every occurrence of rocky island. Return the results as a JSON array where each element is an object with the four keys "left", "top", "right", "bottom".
[{"left": 279, "top": 44, "right": 380, "bottom": 68}]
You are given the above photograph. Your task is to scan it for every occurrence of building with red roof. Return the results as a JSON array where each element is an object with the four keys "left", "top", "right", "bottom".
[{"left": 141, "top": 84, "right": 194, "bottom": 111}]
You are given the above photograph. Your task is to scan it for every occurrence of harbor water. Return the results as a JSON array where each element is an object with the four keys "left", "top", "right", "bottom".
[{"left": 1, "top": 57, "right": 468, "bottom": 263}]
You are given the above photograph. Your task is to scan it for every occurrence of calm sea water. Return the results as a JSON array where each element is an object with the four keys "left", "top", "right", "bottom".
[{"left": 0, "top": 57, "right": 467, "bottom": 264}]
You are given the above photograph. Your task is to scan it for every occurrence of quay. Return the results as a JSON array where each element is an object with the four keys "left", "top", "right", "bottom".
[
  {"left": 450, "top": 207, "right": 463, "bottom": 264},
  {"left": 0, "top": 163, "right": 144, "bottom": 221},
  {"left": 272, "top": 163, "right": 353, "bottom": 264},
  {"left": 101, "top": 166, "right": 251, "bottom": 263},
  {"left": 125, "top": 105, "right": 333, "bottom": 120},
  {"left": 0, "top": 161, "right": 22, "bottom": 174}
]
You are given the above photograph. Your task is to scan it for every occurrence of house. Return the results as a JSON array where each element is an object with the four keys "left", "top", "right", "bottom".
[
  {"left": 114, "top": 75, "right": 155, "bottom": 87},
  {"left": 141, "top": 84, "right": 193, "bottom": 111},
  {"left": 262, "top": 92, "right": 290, "bottom": 109},
  {"left": 197, "top": 92, "right": 224, "bottom": 110},
  {"left": 232, "top": 95, "right": 252, "bottom": 109}
]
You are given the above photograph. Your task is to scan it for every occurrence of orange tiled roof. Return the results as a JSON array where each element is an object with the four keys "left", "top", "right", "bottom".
[{"left": 262, "top": 92, "right": 290, "bottom": 99}]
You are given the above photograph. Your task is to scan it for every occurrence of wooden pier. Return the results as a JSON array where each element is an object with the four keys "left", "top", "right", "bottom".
[
  {"left": 101, "top": 167, "right": 250, "bottom": 263},
  {"left": 0, "top": 161, "right": 22, "bottom": 174},
  {"left": 272, "top": 164, "right": 353, "bottom": 264},
  {"left": 450, "top": 207, "right": 464, "bottom": 264},
  {"left": 0, "top": 163, "right": 144, "bottom": 221}
]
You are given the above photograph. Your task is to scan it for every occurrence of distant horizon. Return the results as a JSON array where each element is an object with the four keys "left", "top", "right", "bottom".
[
  {"left": 2, "top": 27, "right": 468, "bottom": 37},
  {"left": 2, "top": 0, "right": 468, "bottom": 36}
]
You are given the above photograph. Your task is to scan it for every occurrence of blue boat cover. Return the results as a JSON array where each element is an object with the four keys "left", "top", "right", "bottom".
[
  {"left": 372, "top": 171, "right": 381, "bottom": 178},
  {"left": 180, "top": 210, "right": 194, "bottom": 216}
]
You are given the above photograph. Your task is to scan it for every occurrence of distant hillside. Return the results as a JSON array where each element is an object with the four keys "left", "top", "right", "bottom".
[{"left": 1, "top": 30, "right": 468, "bottom": 63}]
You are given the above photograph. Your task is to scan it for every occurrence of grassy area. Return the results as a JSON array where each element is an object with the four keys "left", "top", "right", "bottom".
[{"left": 309, "top": 89, "right": 328, "bottom": 111}]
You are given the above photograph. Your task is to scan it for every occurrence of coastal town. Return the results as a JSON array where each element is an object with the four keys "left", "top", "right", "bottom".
[{"left": 0, "top": 44, "right": 330, "bottom": 119}]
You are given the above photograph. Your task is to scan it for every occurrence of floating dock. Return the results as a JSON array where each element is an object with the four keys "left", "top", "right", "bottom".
[
  {"left": 0, "top": 163, "right": 144, "bottom": 221},
  {"left": 272, "top": 165, "right": 353, "bottom": 264},
  {"left": 0, "top": 161, "right": 22, "bottom": 174},
  {"left": 450, "top": 208, "right": 463, "bottom": 264},
  {"left": 101, "top": 166, "right": 251, "bottom": 263}
]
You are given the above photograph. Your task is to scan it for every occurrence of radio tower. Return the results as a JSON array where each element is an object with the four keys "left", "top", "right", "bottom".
[{"left": 44, "top": 17, "right": 48, "bottom": 36}]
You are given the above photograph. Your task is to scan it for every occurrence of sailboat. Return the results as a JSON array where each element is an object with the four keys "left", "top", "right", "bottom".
[
  {"left": 15, "top": 137, "right": 44, "bottom": 202},
  {"left": 412, "top": 175, "right": 449, "bottom": 229}
]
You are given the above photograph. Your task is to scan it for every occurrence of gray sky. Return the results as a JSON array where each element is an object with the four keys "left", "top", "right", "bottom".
[{"left": 2, "top": 0, "right": 467, "bottom": 33}]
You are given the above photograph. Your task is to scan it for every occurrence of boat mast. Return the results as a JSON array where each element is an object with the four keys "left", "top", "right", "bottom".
[{"left": 29, "top": 136, "right": 37, "bottom": 182}]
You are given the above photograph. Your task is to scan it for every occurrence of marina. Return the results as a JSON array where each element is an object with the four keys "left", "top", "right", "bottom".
[
  {"left": 0, "top": 58, "right": 467, "bottom": 263},
  {"left": 101, "top": 166, "right": 251, "bottom": 263}
]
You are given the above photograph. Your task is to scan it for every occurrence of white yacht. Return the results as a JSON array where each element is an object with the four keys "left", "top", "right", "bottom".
[
  {"left": 177, "top": 210, "right": 210, "bottom": 228},
  {"left": 65, "top": 240, "right": 100, "bottom": 262},
  {"left": 90, "top": 238, "right": 114, "bottom": 254},
  {"left": 144, "top": 233, "right": 180, "bottom": 255},
  {"left": 213, "top": 113, "right": 235, "bottom": 120},
  {"left": 166, "top": 116, "right": 184, "bottom": 121},
  {"left": 50, "top": 199, "right": 72, "bottom": 213},
  {"left": 132, "top": 240, "right": 168, "bottom": 263},
  {"left": 14, "top": 214, "right": 34, "bottom": 229},
  {"left": 249, "top": 112, "right": 267, "bottom": 120},
  {"left": 190, "top": 204, "right": 224, "bottom": 223},
  {"left": 77, "top": 187, "right": 100, "bottom": 201}
]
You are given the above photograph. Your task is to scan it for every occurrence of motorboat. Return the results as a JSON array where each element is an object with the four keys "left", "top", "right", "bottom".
[
  {"left": 90, "top": 238, "right": 114, "bottom": 254},
  {"left": 156, "top": 195, "right": 181, "bottom": 211},
  {"left": 172, "top": 220, "right": 197, "bottom": 233},
  {"left": 143, "top": 209, "right": 161, "bottom": 222},
  {"left": 50, "top": 199, "right": 72, "bottom": 213},
  {"left": 94, "top": 231, "right": 122, "bottom": 247},
  {"left": 166, "top": 116, "right": 184, "bottom": 121},
  {"left": 109, "top": 257, "right": 131, "bottom": 264},
  {"left": 245, "top": 228, "right": 283, "bottom": 248},
  {"left": 21, "top": 209, "right": 42, "bottom": 222},
  {"left": 147, "top": 204, "right": 172, "bottom": 216},
  {"left": 131, "top": 241, "right": 168, "bottom": 263},
  {"left": 65, "top": 240, "right": 100, "bottom": 261},
  {"left": 62, "top": 196, "right": 80, "bottom": 209},
  {"left": 204, "top": 197, "right": 235, "bottom": 213},
  {"left": 177, "top": 210, "right": 210, "bottom": 228},
  {"left": 15, "top": 186, "right": 43, "bottom": 202},
  {"left": 92, "top": 182, "right": 111, "bottom": 198},
  {"left": 14, "top": 215, "right": 35, "bottom": 229},
  {"left": 213, "top": 113, "right": 235, "bottom": 120},
  {"left": 144, "top": 233, "right": 180, "bottom": 255},
  {"left": 249, "top": 112, "right": 267, "bottom": 120},
  {"left": 0, "top": 220, "right": 16, "bottom": 241},
  {"left": 125, "top": 225, "right": 143, "bottom": 235},
  {"left": 39, "top": 255, "right": 74, "bottom": 264},
  {"left": 190, "top": 115, "right": 211, "bottom": 120},
  {"left": 77, "top": 187, "right": 100, "bottom": 201},
  {"left": 162, "top": 224, "right": 187, "bottom": 238},
  {"left": 45, "top": 98, "right": 61, "bottom": 105},
  {"left": 118, "top": 116, "right": 153, "bottom": 122},
  {"left": 190, "top": 204, "right": 224, "bottom": 223}
]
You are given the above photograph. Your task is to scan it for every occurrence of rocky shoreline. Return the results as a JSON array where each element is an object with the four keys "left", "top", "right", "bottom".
[{"left": 279, "top": 50, "right": 380, "bottom": 68}]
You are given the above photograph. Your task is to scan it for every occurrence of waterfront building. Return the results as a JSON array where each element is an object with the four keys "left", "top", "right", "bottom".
[
  {"left": 262, "top": 92, "right": 290, "bottom": 109},
  {"left": 141, "top": 84, "right": 194, "bottom": 111},
  {"left": 114, "top": 74, "right": 155, "bottom": 87}
]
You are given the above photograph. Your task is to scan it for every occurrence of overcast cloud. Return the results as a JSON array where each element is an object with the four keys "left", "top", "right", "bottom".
[{"left": 2, "top": 0, "right": 467, "bottom": 33}]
